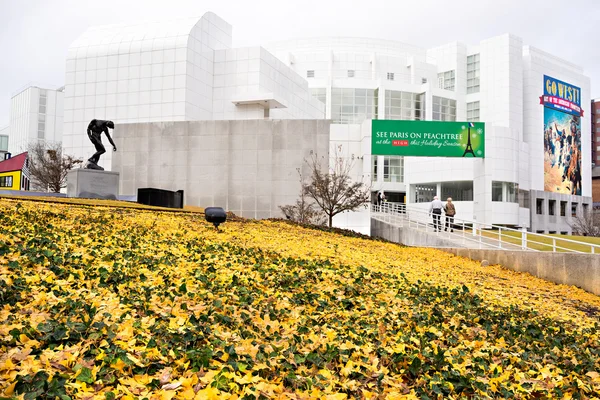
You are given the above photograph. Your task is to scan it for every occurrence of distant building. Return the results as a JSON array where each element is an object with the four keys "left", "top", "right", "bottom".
[
  {"left": 0, "top": 127, "right": 8, "bottom": 160},
  {"left": 0, "top": 152, "right": 30, "bottom": 191},
  {"left": 6, "top": 85, "right": 64, "bottom": 155}
]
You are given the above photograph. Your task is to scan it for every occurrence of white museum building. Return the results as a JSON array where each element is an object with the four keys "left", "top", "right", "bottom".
[{"left": 6, "top": 11, "right": 593, "bottom": 234}]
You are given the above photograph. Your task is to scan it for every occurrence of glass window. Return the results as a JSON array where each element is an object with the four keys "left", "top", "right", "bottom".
[
  {"left": 492, "top": 181, "right": 503, "bottom": 202},
  {"left": 432, "top": 96, "right": 456, "bottom": 121},
  {"left": 467, "top": 101, "right": 480, "bottom": 122},
  {"left": 441, "top": 181, "right": 473, "bottom": 201},
  {"left": 571, "top": 203, "right": 577, "bottom": 217},
  {"left": 506, "top": 183, "right": 518, "bottom": 203},
  {"left": 384, "top": 91, "right": 425, "bottom": 121},
  {"left": 331, "top": 88, "right": 377, "bottom": 124},
  {"left": 536, "top": 199, "right": 544, "bottom": 215},
  {"left": 413, "top": 184, "right": 436, "bottom": 203},
  {"left": 383, "top": 156, "right": 403, "bottom": 183},
  {"left": 549, "top": 200, "right": 556, "bottom": 216},
  {"left": 437, "top": 70, "right": 455, "bottom": 91},
  {"left": 0, "top": 176, "right": 13, "bottom": 187},
  {"left": 310, "top": 88, "right": 326, "bottom": 104},
  {"left": 467, "top": 54, "right": 480, "bottom": 94},
  {"left": 560, "top": 201, "right": 567, "bottom": 216}
]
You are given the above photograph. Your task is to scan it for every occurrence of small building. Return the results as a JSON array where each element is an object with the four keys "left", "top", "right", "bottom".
[{"left": 0, "top": 152, "right": 31, "bottom": 191}]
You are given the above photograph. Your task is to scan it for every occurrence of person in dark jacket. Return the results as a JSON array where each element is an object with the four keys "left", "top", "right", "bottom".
[{"left": 444, "top": 197, "right": 456, "bottom": 232}]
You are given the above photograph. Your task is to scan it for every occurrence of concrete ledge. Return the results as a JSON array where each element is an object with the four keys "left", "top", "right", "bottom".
[
  {"left": 441, "top": 248, "right": 600, "bottom": 296},
  {"left": 371, "top": 218, "right": 464, "bottom": 248}
]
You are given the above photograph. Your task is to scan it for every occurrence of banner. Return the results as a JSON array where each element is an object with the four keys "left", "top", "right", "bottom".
[
  {"left": 540, "top": 75, "right": 583, "bottom": 116},
  {"left": 543, "top": 107, "right": 581, "bottom": 195},
  {"left": 372, "top": 120, "right": 485, "bottom": 157}
]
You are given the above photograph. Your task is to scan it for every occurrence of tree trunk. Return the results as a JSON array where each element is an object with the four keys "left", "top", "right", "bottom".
[{"left": 328, "top": 214, "right": 333, "bottom": 228}]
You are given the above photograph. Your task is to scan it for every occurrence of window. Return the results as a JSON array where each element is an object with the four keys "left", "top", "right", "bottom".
[
  {"left": 491, "top": 181, "right": 518, "bottom": 202},
  {"left": 347, "top": 70, "right": 355, "bottom": 78},
  {"left": 310, "top": 88, "right": 326, "bottom": 104},
  {"left": 307, "top": 70, "right": 315, "bottom": 78},
  {"left": 506, "top": 183, "right": 517, "bottom": 203},
  {"left": 39, "top": 89, "right": 47, "bottom": 114},
  {"left": 492, "top": 181, "right": 503, "bottom": 202},
  {"left": 421, "top": 77, "right": 428, "bottom": 84},
  {"left": 383, "top": 156, "right": 404, "bottom": 183},
  {"left": 467, "top": 101, "right": 480, "bottom": 122},
  {"left": 414, "top": 184, "right": 436, "bottom": 203},
  {"left": 536, "top": 198, "right": 544, "bottom": 215},
  {"left": 518, "top": 189, "right": 530, "bottom": 208},
  {"left": 549, "top": 200, "right": 556, "bottom": 216},
  {"left": 432, "top": 96, "right": 456, "bottom": 121},
  {"left": 560, "top": 201, "right": 567, "bottom": 216},
  {"left": 583, "top": 203, "right": 589, "bottom": 215},
  {"left": 0, "top": 176, "right": 13, "bottom": 187},
  {"left": 467, "top": 54, "right": 480, "bottom": 94},
  {"left": 38, "top": 89, "right": 47, "bottom": 139},
  {"left": 437, "top": 70, "right": 455, "bottom": 91},
  {"left": 384, "top": 91, "right": 425, "bottom": 121},
  {"left": 571, "top": 203, "right": 577, "bottom": 217},
  {"left": 441, "top": 181, "right": 473, "bottom": 201},
  {"left": 387, "top": 72, "right": 394, "bottom": 81},
  {"left": 331, "top": 88, "right": 377, "bottom": 124},
  {"left": 372, "top": 157, "right": 378, "bottom": 182}
]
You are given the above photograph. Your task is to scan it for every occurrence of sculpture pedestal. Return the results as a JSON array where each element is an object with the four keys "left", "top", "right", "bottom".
[{"left": 67, "top": 169, "right": 120, "bottom": 200}]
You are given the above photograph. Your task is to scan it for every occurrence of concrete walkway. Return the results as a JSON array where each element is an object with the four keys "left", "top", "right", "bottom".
[{"left": 371, "top": 212, "right": 524, "bottom": 250}]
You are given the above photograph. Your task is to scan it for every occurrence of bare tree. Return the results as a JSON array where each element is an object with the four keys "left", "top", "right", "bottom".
[
  {"left": 279, "top": 168, "right": 326, "bottom": 226},
  {"left": 27, "top": 141, "right": 82, "bottom": 193},
  {"left": 303, "top": 145, "right": 370, "bottom": 227},
  {"left": 569, "top": 209, "right": 600, "bottom": 237}
]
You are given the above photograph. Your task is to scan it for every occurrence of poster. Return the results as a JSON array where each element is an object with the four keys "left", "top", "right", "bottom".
[
  {"left": 542, "top": 76, "right": 582, "bottom": 195},
  {"left": 372, "top": 120, "right": 485, "bottom": 158}
]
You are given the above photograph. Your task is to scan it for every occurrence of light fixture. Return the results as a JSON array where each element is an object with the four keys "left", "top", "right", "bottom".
[{"left": 205, "top": 207, "right": 227, "bottom": 230}]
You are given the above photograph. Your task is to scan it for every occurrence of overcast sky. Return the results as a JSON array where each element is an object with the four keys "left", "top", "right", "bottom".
[{"left": 1, "top": 0, "right": 599, "bottom": 127}]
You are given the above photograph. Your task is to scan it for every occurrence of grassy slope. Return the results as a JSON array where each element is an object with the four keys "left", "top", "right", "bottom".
[{"left": 0, "top": 198, "right": 599, "bottom": 399}]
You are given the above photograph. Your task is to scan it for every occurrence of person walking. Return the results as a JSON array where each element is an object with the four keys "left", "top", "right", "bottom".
[
  {"left": 429, "top": 196, "right": 443, "bottom": 232},
  {"left": 444, "top": 197, "right": 456, "bottom": 232}
]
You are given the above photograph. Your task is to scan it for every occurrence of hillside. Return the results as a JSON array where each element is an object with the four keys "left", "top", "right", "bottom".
[{"left": 0, "top": 198, "right": 599, "bottom": 399}]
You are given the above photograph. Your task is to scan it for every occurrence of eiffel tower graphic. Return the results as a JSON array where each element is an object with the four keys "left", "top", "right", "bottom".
[{"left": 462, "top": 122, "right": 476, "bottom": 157}]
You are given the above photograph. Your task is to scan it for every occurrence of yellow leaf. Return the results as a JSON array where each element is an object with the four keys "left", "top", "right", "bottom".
[
  {"left": 3, "top": 381, "right": 16, "bottom": 396},
  {"left": 112, "top": 358, "right": 127, "bottom": 373}
]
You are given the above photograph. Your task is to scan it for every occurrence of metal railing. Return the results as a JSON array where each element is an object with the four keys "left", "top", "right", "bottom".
[{"left": 372, "top": 203, "right": 600, "bottom": 254}]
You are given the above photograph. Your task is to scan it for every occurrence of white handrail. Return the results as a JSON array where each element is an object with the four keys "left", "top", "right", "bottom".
[{"left": 372, "top": 202, "right": 600, "bottom": 254}]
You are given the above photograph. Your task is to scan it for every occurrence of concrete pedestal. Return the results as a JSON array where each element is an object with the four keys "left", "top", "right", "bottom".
[{"left": 67, "top": 169, "right": 120, "bottom": 200}]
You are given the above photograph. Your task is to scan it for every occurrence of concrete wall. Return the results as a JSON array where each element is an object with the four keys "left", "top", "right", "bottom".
[
  {"left": 442, "top": 248, "right": 600, "bottom": 296},
  {"left": 529, "top": 189, "right": 592, "bottom": 234},
  {"left": 112, "top": 119, "right": 330, "bottom": 219}
]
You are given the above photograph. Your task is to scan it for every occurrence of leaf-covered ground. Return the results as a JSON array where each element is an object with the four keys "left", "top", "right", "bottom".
[{"left": 0, "top": 198, "right": 599, "bottom": 399}]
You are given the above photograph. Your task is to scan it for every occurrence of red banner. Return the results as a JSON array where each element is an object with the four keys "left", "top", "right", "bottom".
[{"left": 539, "top": 95, "right": 583, "bottom": 116}]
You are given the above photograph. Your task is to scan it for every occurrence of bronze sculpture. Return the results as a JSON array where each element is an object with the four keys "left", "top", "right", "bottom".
[{"left": 84, "top": 119, "right": 117, "bottom": 170}]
